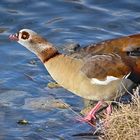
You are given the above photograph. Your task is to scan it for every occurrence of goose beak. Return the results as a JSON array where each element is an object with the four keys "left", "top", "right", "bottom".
[{"left": 9, "top": 33, "right": 19, "bottom": 41}]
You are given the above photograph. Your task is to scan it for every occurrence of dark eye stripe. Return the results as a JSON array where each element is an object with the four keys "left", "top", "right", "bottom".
[{"left": 21, "top": 31, "right": 30, "bottom": 40}]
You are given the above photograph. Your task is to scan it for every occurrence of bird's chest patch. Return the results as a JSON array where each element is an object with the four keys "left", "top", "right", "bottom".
[{"left": 91, "top": 76, "right": 119, "bottom": 85}]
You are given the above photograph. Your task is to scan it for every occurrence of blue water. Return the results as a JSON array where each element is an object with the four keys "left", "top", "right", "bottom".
[{"left": 1, "top": 0, "right": 140, "bottom": 139}]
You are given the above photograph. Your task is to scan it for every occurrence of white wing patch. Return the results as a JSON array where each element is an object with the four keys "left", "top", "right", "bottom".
[{"left": 91, "top": 76, "right": 119, "bottom": 85}]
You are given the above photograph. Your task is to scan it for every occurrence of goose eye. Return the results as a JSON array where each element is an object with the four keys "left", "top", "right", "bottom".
[{"left": 21, "top": 31, "right": 30, "bottom": 40}]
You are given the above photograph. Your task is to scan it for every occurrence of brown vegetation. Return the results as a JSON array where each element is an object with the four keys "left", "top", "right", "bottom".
[{"left": 100, "top": 86, "right": 140, "bottom": 140}]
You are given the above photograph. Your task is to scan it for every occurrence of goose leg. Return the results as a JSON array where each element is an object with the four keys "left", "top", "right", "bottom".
[
  {"left": 79, "top": 100, "right": 104, "bottom": 122},
  {"left": 103, "top": 104, "right": 112, "bottom": 127},
  {"left": 106, "top": 104, "right": 112, "bottom": 116}
]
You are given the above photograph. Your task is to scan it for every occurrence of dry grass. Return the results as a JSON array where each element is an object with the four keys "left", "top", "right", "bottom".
[{"left": 100, "top": 86, "right": 140, "bottom": 140}]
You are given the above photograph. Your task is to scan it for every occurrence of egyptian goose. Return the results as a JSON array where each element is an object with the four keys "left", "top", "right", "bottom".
[{"left": 9, "top": 29, "right": 140, "bottom": 123}]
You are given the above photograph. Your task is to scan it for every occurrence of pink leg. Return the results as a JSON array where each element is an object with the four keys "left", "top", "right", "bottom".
[
  {"left": 104, "top": 104, "right": 112, "bottom": 127},
  {"left": 79, "top": 100, "right": 104, "bottom": 122},
  {"left": 106, "top": 104, "right": 112, "bottom": 115}
]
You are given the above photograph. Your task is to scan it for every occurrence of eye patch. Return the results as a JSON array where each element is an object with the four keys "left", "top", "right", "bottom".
[{"left": 21, "top": 31, "right": 30, "bottom": 40}]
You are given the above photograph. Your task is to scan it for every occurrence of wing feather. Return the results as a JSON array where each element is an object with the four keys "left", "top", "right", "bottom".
[{"left": 81, "top": 54, "right": 131, "bottom": 80}]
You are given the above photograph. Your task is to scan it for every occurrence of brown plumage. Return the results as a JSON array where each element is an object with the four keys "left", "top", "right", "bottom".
[
  {"left": 74, "top": 34, "right": 140, "bottom": 57},
  {"left": 9, "top": 29, "right": 140, "bottom": 123}
]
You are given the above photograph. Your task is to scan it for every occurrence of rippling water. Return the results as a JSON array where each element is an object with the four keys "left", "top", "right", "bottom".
[{"left": 1, "top": 0, "right": 140, "bottom": 139}]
